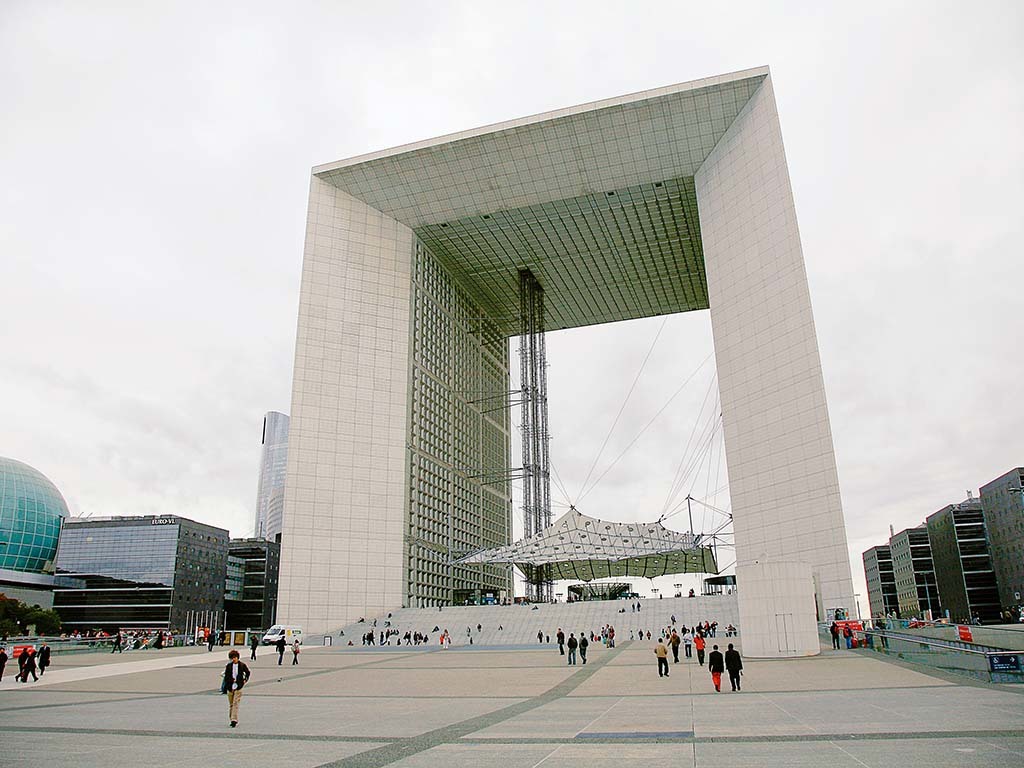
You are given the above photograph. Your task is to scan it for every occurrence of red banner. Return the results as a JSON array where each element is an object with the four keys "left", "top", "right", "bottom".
[
  {"left": 834, "top": 620, "right": 864, "bottom": 632},
  {"left": 957, "top": 625, "right": 973, "bottom": 642}
]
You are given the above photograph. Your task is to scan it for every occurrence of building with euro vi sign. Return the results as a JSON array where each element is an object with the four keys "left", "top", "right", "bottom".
[
  {"left": 53, "top": 515, "right": 229, "bottom": 632},
  {"left": 277, "top": 66, "right": 856, "bottom": 657}
]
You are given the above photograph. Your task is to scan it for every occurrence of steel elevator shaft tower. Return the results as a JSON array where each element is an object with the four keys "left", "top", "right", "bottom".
[{"left": 518, "top": 269, "right": 552, "bottom": 602}]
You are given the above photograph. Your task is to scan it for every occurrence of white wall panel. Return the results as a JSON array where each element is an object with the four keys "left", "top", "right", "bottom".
[
  {"left": 278, "top": 176, "right": 413, "bottom": 635},
  {"left": 697, "top": 75, "right": 856, "bottom": 643}
]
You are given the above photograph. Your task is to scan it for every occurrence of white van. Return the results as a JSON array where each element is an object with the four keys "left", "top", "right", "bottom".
[{"left": 261, "top": 625, "right": 303, "bottom": 645}]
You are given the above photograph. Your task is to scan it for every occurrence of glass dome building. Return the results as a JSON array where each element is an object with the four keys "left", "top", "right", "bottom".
[{"left": 0, "top": 457, "right": 69, "bottom": 574}]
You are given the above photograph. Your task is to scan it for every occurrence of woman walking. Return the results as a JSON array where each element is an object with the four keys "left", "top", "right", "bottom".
[
  {"left": 291, "top": 638, "right": 301, "bottom": 665},
  {"left": 222, "top": 649, "right": 251, "bottom": 728}
]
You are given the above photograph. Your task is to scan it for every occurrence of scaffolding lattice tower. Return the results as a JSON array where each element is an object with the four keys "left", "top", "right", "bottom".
[{"left": 518, "top": 269, "right": 552, "bottom": 602}]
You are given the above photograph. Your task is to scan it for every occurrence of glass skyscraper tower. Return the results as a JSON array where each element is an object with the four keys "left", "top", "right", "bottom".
[{"left": 254, "top": 411, "right": 289, "bottom": 541}]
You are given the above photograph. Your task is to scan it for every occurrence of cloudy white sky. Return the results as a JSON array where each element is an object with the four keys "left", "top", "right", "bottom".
[{"left": 3, "top": 2, "right": 1022, "bottom": 614}]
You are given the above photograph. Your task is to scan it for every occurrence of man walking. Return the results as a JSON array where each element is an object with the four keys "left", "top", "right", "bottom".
[
  {"left": 249, "top": 633, "right": 259, "bottom": 661},
  {"left": 694, "top": 632, "right": 706, "bottom": 666},
  {"left": 708, "top": 644, "right": 724, "bottom": 692},
  {"left": 654, "top": 637, "right": 670, "bottom": 677},
  {"left": 669, "top": 630, "right": 681, "bottom": 663},
  {"left": 556, "top": 628, "right": 565, "bottom": 655},
  {"left": 291, "top": 639, "right": 301, "bottom": 665},
  {"left": 0, "top": 646, "right": 7, "bottom": 682},
  {"left": 36, "top": 642, "right": 51, "bottom": 676},
  {"left": 537, "top": 629, "right": 543, "bottom": 644},
  {"left": 222, "top": 649, "right": 251, "bottom": 728},
  {"left": 275, "top": 635, "right": 286, "bottom": 666},
  {"left": 579, "top": 633, "right": 588, "bottom": 664},
  {"left": 829, "top": 621, "right": 840, "bottom": 650},
  {"left": 567, "top": 633, "right": 578, "bottom": 665},
  {"left": 111, "top": 630, "right": 123, "bottom": 653},
  {"left": 207, "top": 630, "right": 216, "bottom": 653},
  {"left": 725, "top": 643, "right": 743, "bottom": 691},
  {"left": 683, "top": 629, "right": 693, "bottom": 658},
  {"left": 18, "top": 647, "right": 37, "bottom": 683}
]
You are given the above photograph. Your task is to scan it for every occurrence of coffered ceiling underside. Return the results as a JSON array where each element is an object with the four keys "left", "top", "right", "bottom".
[
  {"left": 315, "top": 70, "right": 770, "bottom": 335},
  {"left": 416, "top": 175, "right": 708, "bottom": 336}
]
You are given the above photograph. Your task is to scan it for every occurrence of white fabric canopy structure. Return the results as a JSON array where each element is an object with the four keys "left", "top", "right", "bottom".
[{"left": 455, "top": 507, "right": 718, "bottom": 581}]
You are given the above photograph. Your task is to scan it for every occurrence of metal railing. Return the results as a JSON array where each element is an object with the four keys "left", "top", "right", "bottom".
[{"left": 861, "top": 630, "right": 1023, "bottom": 684}]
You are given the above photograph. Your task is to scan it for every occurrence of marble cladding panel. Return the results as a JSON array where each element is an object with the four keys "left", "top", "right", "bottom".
[{"left": 696, "top": 74, "right": 855, "bottom": 629}]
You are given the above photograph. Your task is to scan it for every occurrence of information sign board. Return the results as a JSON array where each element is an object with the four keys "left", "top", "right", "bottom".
[{"left": 988, "top": 654, "right": 1021, "bottom": 673}]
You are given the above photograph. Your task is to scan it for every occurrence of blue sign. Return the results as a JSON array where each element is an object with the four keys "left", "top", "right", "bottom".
[{"left": 988, "top": 654, "right": 1021, "bottom": 673}]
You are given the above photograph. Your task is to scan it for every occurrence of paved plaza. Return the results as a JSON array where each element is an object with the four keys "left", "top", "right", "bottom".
[{"left": 1, "top": 640, "right": 1022, "bottom": 767}]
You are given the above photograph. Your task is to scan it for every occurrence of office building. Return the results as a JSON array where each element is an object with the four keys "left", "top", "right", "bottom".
[
  {"left": 225, "top": 537, "right": 280, "bottom": 630},
  {"left": 979, "top": 467, "right": 1024, "bottom": 609},
  {"left": 254, "top": 411, "right": 289, "bottom": 541},
  {"left": 925, "top": 497, "right": 1000, "bottom": 622},
  {"left": 862, "top": 545, "right": 899, "bottom": 619},
  {"left": 0, "top": 456, "right": 69, "bottom": 608},
  {"left": 278, "top": 67, "right": 856, "bottom": 657},
  {"left": 891, "top": 525, "right": 940, "bottom": 618},
  {"left": 53, "top": 515, "right": 228, "bottom": 631}
]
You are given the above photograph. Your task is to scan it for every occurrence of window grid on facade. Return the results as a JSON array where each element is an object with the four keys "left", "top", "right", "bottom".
[{"left": 407, "top": 241, "right": 511, "bottom": 606}]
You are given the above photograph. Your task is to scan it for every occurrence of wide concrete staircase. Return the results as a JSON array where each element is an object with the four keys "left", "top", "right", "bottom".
[{"left": 330, "top": 594, "right": 739, "bottom": 647}]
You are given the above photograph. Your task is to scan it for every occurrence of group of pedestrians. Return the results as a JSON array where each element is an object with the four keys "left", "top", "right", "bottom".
[
  {"left": 564, "top": 632, "right": 589, "bottom": 665},
  {"left": 829, "top": 621, "right": 856, "bottom": 649},
  {"left": 0, "top": 642, "right": 51, "bottom": 683},
  {"left": 109, "top": 629, "right": 170, "bottom": 652},
  {"left": 652, "top": 635, "right": 743, "bottom": 691}
]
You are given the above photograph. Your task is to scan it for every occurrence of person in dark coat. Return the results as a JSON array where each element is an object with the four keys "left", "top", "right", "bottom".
[
  {"left": 207, "top": 630, "right": 216, "bottom": 652},
  {"left": 222, "top": 649, "right": 251, "bottom": 727},
  {"left": 829, "top": 621, "right": 840, "bottom": 650},
  {"left": 111, "top": 631, "right": 123, "bottom": 653},
  {"left": 36, "top": 642, "right": 51, "bottom": 676},
  {"left": 566, "top": 633, "right": 578, "bottom": 665},
  {"left": 19, "top": 647, "right": 38, "bottom": 683},
  {"left": 724, "top": 643, "right": 743, "bottom": 691},
  {"left": 579, "top": 633, "right": 589, "bottom": 664},
  {"left": 0, "top": 646, "right": 8, "bottom": 682},
  {"left": 249, "top": 633, "right": 259, "bottom": 661},
  {"left": 275, "top": 636, "right": 286, "bottom": 665},
  {"left": 556, "top": 628, "right": 565, "bottom": 655},
  {"left": 707, "top": 644, "right": 724, "bottom": 692}
]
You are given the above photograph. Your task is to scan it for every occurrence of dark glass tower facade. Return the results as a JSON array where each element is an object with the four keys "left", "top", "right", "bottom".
[
  {"left": 926, "top": 499, "right": 1001, "bottom": 622},
  {"left": 980, "top": 468, "right": 1024, "bottom": 610},
  {"left": 53, "top": 516, "right": 228, "bottom": 631},
  {"left": 862, "top": 545, "right": 899, "bottom": 619}
]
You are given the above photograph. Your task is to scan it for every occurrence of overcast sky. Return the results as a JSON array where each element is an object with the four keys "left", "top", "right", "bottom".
[{"left": 3, "top": 2, "right": 1022, "bottom": 615}]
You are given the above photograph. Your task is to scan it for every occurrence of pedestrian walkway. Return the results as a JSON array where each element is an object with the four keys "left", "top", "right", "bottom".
[
  {"left": 0, "top": 646, "right": 323, "bottom": 691},
  {"left": 0, "top": 639, "right": 1021, "bottom": 767}
]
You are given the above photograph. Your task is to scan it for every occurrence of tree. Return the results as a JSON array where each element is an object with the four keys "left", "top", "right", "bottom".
[{"left": 0, "top": 592, "right": 62, "bottom": 637}]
